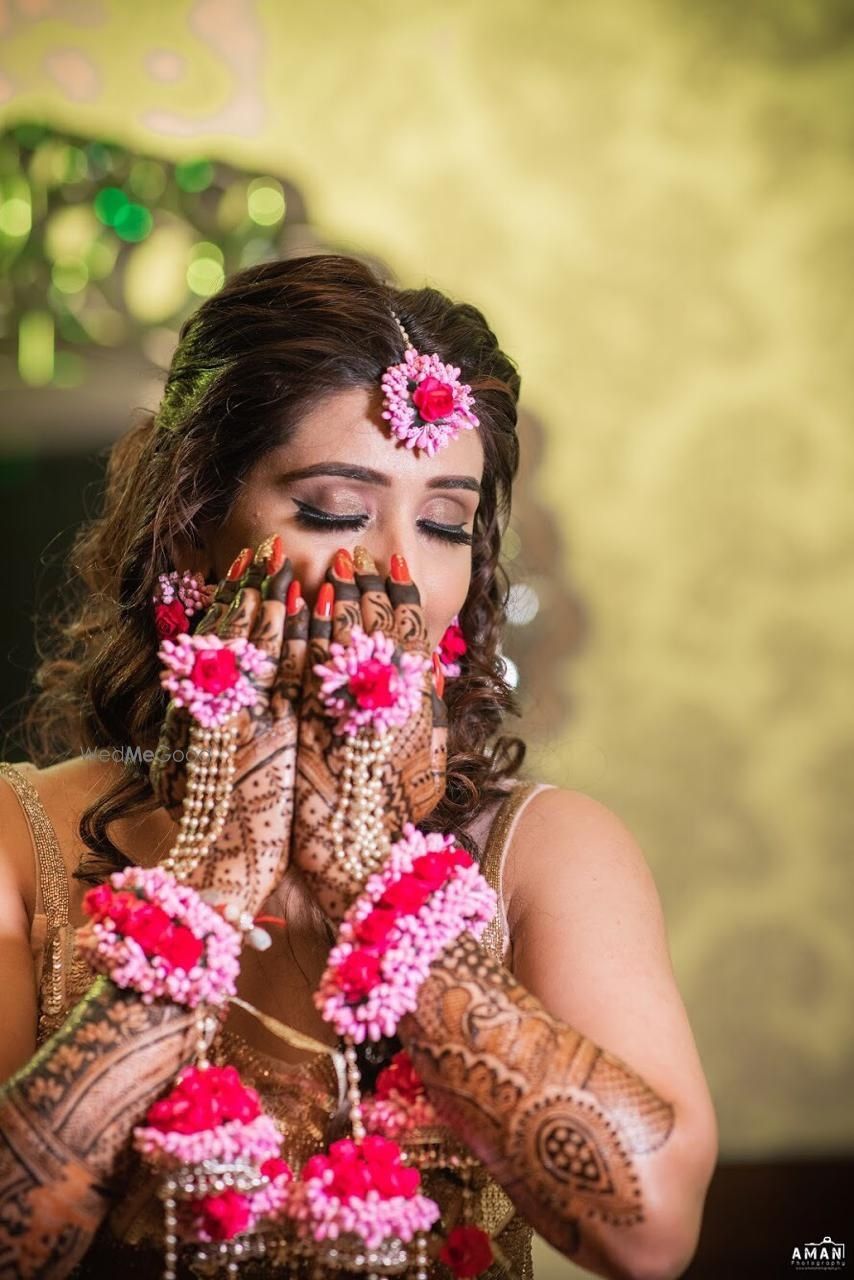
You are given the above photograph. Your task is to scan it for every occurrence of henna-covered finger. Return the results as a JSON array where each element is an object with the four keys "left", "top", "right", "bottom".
[
  {"left": 387, "top": 553, "right": 428, "bottom": 651},
  {"left": 217, "top": 539, "right": 269, "bottom": 640},
  {"left": 271, "top": 579, "right": 308, "bottom": 715},
  {"left": 327, "top": 547, "right": 361, "bottom": 645},
  {"left": 353, "top": 544, "right": 395, "bottom": 635},
  {"left": 247, "top": 544, "right": 291, "bottom": 691},
  {"left": 430, "top": 653, "right": 448, "bottom": 795},
  {"left": 194, "top": 546, "right": 251, "bottom": 636}
]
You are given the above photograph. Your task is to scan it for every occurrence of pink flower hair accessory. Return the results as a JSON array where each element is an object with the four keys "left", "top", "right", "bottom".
[
  {"left": 153, "top": 570, "right": 215, "bottom": 640},
  {"left": 78, "top": 864, "right": 242, "bottom": 1008},
  {"left": 314, "top": 625, "right": 428, "bottom": 738},
  {"left": 158, "top": 631, "right": 273, "bottom": 729},
  {"left": 314, "top": 826, "right": 497, "bottom": 1044},
  {"left": 381, "top": 323, "right": 479, "bottom": 456}
]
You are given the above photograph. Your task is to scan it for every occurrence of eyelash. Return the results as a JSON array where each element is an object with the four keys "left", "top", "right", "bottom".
[{"left": 293, "top": 501, "right": 473, "bottom": 546}]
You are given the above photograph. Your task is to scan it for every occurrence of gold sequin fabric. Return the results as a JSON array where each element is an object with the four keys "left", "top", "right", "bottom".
[{"left": 2, "top": 762, "right": 546, "bottom": 1278}]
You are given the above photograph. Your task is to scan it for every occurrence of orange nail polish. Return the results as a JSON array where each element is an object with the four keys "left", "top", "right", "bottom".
[
  {"left": 390, "top": 554, "right": 410, "bottom": 584},
  {"left": 227, "top": 547, "right": 253, "bottom": 580},
  {"left": 286, "top": 580, "right": 303, "bottom": 615},
  {"left": 333, "top": 548, "right": 354, "bottom": 581},
  {"left": 264, "top": 534, "right": 285, "bottom": 577},
  {"left": 316, "top": 582, "right": 334, "bottom": 619}
]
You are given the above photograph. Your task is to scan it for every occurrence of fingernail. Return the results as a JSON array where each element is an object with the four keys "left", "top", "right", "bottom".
[
  {"left": 390, "top": 554, "right": 410, "bottom": 584},
  {"left": 353, "top": 544, "right": 377, "bottom": 574},
  {"left": 332, "top": 548, "right": 354, "bottom": 581},
  {"left": 263, "top": 534, "right": 285, "bottom": 577},
  {"left": 227, "top": 547, "right": 253, "bottom": 580},
  {"left": 316, "top": 582, "right": 334, "bottom": 619},
  {"left": 286, "top": 579, "right": 304, "bottom": 615}
]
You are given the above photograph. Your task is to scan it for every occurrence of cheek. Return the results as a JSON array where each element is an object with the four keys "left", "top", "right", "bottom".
[{"left": 422, "top": 558, "right": 471, "bottom": 651}]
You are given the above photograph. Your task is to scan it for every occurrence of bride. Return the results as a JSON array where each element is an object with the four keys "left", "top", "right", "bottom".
[{"left": 0, "top": 252, "right": 716, "bottom": 1279}]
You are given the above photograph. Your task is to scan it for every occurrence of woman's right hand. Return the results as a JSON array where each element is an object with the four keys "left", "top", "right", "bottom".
[{"left": 150, "top": 537, "right": 308, "bottom": 917}]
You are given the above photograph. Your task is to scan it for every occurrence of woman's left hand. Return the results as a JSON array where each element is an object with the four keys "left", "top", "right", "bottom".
[{"left": 291, "top": 546, "right": 447, "bottom": 921}]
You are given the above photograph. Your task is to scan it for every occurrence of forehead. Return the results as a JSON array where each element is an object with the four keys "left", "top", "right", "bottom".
[{"left": 279, "top": 386, "right": 485, "bottom": 483}]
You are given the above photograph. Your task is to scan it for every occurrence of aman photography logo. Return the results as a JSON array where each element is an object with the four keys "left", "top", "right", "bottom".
[{"left": 791, "top": 1236, "right": 846, "bottom": 1272}]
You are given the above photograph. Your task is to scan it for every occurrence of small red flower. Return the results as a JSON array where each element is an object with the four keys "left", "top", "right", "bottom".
[
  {"left": 348, "top": 658, "right": 396, "bottom": 711},
  {"left": 438, "top": 619, "right": 467, "bottom": 665},
  {"left": 158, "top": 923, "right": 204, "bottom": 971},
  {"left": 410, "top": 851, "right": 453, "bottom": 891},
  {"left": 379, "top": 873, "right": 433, "bottom": 915},
  {"left": 412, "top": 376, "right": 455, "bottom": 423},
  {"left": 124, "top": 902, "right": 172, "bottom": 954},
  {"left": 191, "top": 647, "right": 239, "bottom": 694},
  {"left": 374, "top": 1049, "right": 426, "bottom": 1103},
  {"left": 329, "top": 1159, "right": 372, "bottom": 1199},
  {"left": 188, "top": 1188, "right": 252, "bottom": 1241},
  {"left": 438, "top": 1224, "right": 494, "bottom": 1277},
  {"left": 353, "top": 906, "right": 399, "bottom": 946},
  {"left": 260, "top": 1155, "right": 293, "bottom": 1182},
  {"left": 154, "top": 599, "right": 189, "bottom": 640},
  {"left": 336, "top": 949, "right": 383, "bottom": 1002}
]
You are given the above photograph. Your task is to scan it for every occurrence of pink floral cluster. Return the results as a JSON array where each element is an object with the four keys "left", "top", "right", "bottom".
[
  {"left": 361, "top": 1049, "right": 438, "bottom": 1139},
  {"left": 133, "top": 1065, "right": 293, "bottom": 1242},
  {"left": 314, "top": 826, "right": 497, "bottom": 1043},
  {"left": 158, "top": 632, "right": 273, "bottom": 729},
  {"left": 314, "top": 626, "right": 429, "bottom": 737},
  {"left": 437, "top": 614, "right": 467, "bottom": 680},
  {"left": 381, "top": 348, "right": 479, "bottom": 457},
  {"left": 78, "top": 865, "right": 241, "bottom": 1007},
  {"left": 287, "top": 1136, "right": 440, "bottom": 1249},
  {"left": 153, "top": 570, "right": 214, "bottom": 640}
]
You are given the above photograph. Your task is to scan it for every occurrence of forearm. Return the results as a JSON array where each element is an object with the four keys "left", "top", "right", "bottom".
[
  {"left": 398, "top": 932, "right": 687, "bottom": 1280},
  {"left": 0, "top": 976, "right": 196, "bottom": 1279}
]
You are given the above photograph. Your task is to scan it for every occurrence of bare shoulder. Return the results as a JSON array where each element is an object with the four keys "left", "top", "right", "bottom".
[{"left": 504, "top": 783, "right": 662, "bottom": 938}]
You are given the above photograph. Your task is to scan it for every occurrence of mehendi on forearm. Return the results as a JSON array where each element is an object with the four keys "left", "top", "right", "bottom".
[
  {"left": 398, "top": 931, "right": 675, "bottom": 1260},
  {"left": 0, "top": 976, "right": 196, "bottom": 1278}
]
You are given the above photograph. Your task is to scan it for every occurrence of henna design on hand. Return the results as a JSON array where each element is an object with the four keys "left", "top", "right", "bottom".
[
  {"left": 398, "top": 932, "right": 675, "bottom": 1258},
  {"left": 0, "top": 979, "right": 196, "bottom": 1278}
]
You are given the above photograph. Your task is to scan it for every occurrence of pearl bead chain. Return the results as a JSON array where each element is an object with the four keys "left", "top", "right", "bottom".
[
  {"left": 330, "top": 730, "right": 393, "bottom": 883},
  {"left": 162, "top": 719, "right": 237, "bottom": 884}
]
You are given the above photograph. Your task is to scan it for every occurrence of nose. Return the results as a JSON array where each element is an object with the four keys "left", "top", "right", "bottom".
[{"left": 351, "top": 522, "right": 426, "bottom": 598}]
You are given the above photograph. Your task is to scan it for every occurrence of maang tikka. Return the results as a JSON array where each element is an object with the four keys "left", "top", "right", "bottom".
[{"left": 380, "top": 310, "right": 479, "bottom": 457}]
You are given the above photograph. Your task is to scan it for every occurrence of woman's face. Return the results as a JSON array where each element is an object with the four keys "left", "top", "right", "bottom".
[{"left": 199, "top": 387, "right": 485, "bottom": 650}]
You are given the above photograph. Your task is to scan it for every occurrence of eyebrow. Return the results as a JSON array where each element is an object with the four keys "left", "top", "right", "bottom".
[{"left": 278, "top": 462, "right": 481, "bottom": 495}]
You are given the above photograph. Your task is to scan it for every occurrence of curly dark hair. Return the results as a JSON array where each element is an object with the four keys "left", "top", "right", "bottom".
[{"left": 25, "top": 253, "right": 525, "bottom": 883}]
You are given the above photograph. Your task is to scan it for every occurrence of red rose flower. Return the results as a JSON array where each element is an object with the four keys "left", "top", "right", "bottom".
[
  {"left": 348, "top": 658, "right": 396, "bottom": 711},
  {"left": 379, "top": 873, "right": 433, "bottom": 915},
  {"left": 353, "top": 906, "right": 399, "bottom": 946},
  {"left": 371, "top": 1160, "right": 421, "bottom": 1198},
  {"left": 445, "top": 847, "right": 474, "bottom": 870},
  {"left": 188, "top": 1188, "right": 252, "bottom": 1241},
  {"left": 412, "top": 376, "right": 455, "bottom": 423},
  {"left": 336, "top": 949, "right": 383, "bottom": 1002},
  {"left": 438, "top": 1225, "right": 494, "bottom": 1278},
  {"left": 360, "top": 1135, "right": 400, "bottom": 1165},
  {"left": 329, "top": 1159, "right": 372, "bottom": 1200},
  {"left": 191, "top": 647, "right": 239, "bottom": 694},
  {"left": 95, "top": 889, "right": 142, "bottom": 930},
  {"left": 155, "top": 599, "right": 189, "bottom": 640},
  {"left": 410, "top": 852, "right": 452, "bottom": 891},
  {"left": 302, "top": 1153, "right": 331, "bottom": 1181},
  {"left": 375, "top": 1050, "right": 425, "bottom": 1103},
  {"left": 439, "top": 620, "right": 467, "bottom": 664},
  {"left": 124, "top": 901, "right": 172, "bottom": 954},
  {"left": 146, "top": 1066, "right": 261, "bottom": 1134},
  {"left": 261, "top": 1156, "right": 293, "bottom": 1182},
  {"left": 82, "top": 883, "right": 116, "bottom": 921},
  {"left": 329, "top": 1138, "right": 360, "bottom": 1162},
  {"left": 159, "top": 923, "right": 204, "bottom": 971}
]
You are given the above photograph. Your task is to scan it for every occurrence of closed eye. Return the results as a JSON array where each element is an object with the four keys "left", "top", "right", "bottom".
[{"left": 293, "top": 501, "right": 472, "bottom": 546}]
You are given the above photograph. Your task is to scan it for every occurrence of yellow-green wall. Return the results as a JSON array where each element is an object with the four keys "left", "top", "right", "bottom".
[{"left": 2, "top": 2, "right": 852, "bottom": 1271}]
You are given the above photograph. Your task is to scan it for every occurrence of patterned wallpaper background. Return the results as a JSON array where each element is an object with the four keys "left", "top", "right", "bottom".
[{"left": 0, "top": 0, "right": 851, "bottom": 1236}]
